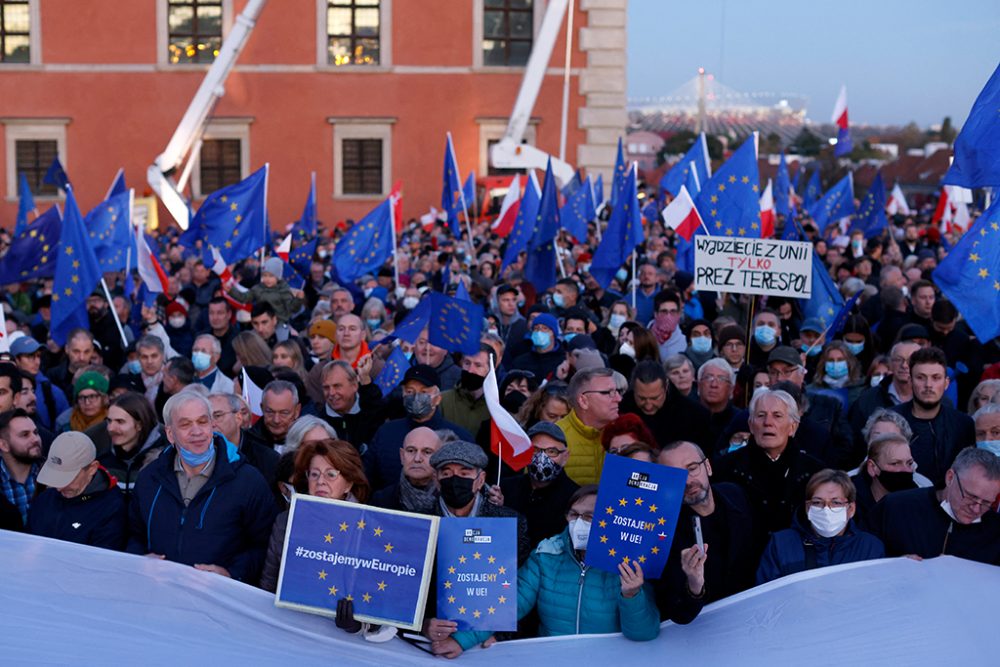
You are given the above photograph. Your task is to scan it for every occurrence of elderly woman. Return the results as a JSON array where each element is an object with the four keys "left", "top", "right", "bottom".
[
  {"left": 259, "top": 439, "right": 371, "bottom": 593},
  {"left": 664, "top": 354, "right": 697, "bottom": 398},
  {"left": 756, "top": 469, "right": 884, "bottom": 584},
  {"left": 969, "top": 379, "right": 1000, "bottom": 415},
  {"left": 445, "top": 485, "right": 659, "bottom": 657},
  {"left": 601, "top": 413, "right": 657, "bottom": 456}
]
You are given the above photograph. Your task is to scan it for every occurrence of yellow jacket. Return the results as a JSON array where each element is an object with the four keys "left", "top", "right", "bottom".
[{"left": 556, "top": 410, "right": 605, "bottom": 485}]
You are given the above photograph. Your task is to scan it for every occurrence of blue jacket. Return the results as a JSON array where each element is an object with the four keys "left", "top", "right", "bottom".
[
  {"left": 27, "top": 468, "right": 126, "bottom": 550},
  {"left": 363, "top": 412, "right": 473, "bottom": 491},
  {"left": 756, "top": 514, "right": 885, "bottom": 585},
  {"left": 454, "top": 529, "right": 660, "bottom": 650},
  {"left": 126, "top": 435, "right": 278, "bottom": 584}
]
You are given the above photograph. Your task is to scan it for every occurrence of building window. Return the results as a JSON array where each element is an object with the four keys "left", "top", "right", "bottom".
[
  {"left": 167, "top": 0, "right": 223, "bottom": 64},
  {"left": 326, "top": 0, "right": 380, "bottom": 66},
  {"left": 341, "top": 139, "right": 382, "bottom": 195},
  {"left": 0, "top": 0, "right": 30, "bottom": 63},
  {"left": 199, "top": 139, "right": 242, "bottom": 194},
  {"left": 4, "top": 120, "right": 68, "bottom": 200},
  {"left": 329, "top": 118, "right": 393, "bottom": 199},
  {"left": 15, "top": 139, "right": 58, "bottom": 196},
  {"left": 483, "top": 0, "right": 532, "bottom": 67}
]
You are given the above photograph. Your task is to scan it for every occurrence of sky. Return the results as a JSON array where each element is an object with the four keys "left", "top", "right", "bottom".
[{"left": 627, "top": 0, "right": 1000, "bottom": 127}]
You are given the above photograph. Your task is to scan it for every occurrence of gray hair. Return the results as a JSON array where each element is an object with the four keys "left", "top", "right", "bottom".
[
  {"left": 435, "top": 428, "right": 461, "bottom": 444},
  {"left": 663, "top": 354, "right": 694, "bottom": 374},
  {"left": 973, "top": 402, "right": 1000, "bottom": 424},
  {"left": 952, "top": 446, "right": 1000, "bottom": 481},
  {"left": 263, "top": 379, "right": 299, "bottom": 404},
  {"left": 748, "top": 388, "right": 801, "bottom": 424},
  {"left": 181, "top": 383, "right": 209, "bottom": 397},
  {"left": 697, "top": 357, "right": 736, "bottom": 386},
  {"left": 162, "top": 390, "right": 213, "bottom": 427},
  {"left": 136, "top": 335, "right": 165, "bottom": 354},
  {"left": 862, "top": 408, "right": 913, "bottom": 444},
  {"left": 361, "top": 297, "right": 388, "bottom": 320},
  {"left": 322, "top": 360, "right": 358, "bottom": 382},
  {"left": 209, "top": 392, "right": 241, "bottom": 412},
  {"left": 194, "top": 334, "right": 222, "bottom": 356},
  {"left": 567, "top": 367, "right": 615, "bottom": 409},
  {"left": 611, "top": 370, "right": 628, "bottom": 396},
  {"left": 969, "top": 379, "right": 1000, "bottom": 414},
  {"left": 284, "top": 416, "right": 339, "bottom": 453}
]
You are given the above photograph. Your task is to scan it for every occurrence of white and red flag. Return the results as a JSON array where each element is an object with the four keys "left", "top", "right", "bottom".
[{"left": 661, "top": 184, "right": 704, "bottom": 241}]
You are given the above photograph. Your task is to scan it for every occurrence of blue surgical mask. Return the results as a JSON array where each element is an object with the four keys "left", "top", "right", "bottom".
[
  {"left": 127, "top": 360, "right": 141, "bottom": 375},
  {"left": 178, "top": 445, "right": 214, "bottom": 467},
  {"left": 844, "top": 341, "right": 865, "bottom": 356},
  {"left": 615, "top": 269, "right": 628, "bottom": 283},
  {"left": 978, "top": 441, "right": 1000, "bottom": 457},
  {"left": 192, "top": 351, "right": 212, "bottom": 372},
  {"left": 609, "top": 313, "right": 626, "bottom": 329},
  {"left": 563, "top": 333, "right": 577, "bottom": 343},
  {"left": 870, "top": 374, "right": 885, "bottom": 387},
  {"left": 531, "top": 330, "right": 552, "bottom": 349},
  {"left": 366, "top": 318, "right": 382, "bottom": 331},
  {"left": 754, "top": 326, "right": 776, "bottom": 347},
  {"left": 690, "top": 336, "right": 712, "bottom": 354},
  {"left": 552, "top": 293, "right": 566, "bottom": 308},
  {"left": 825, "top": 360, "right": 849, "bottom": 379},
  {"left": 403, "top": 350, "right": 414, "bottom": 361},
  {"left": 801, "top": 343, "right": 822, "bottom": 357}
]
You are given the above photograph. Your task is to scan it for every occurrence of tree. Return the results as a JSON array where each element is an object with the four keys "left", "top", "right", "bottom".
[
  {"left": 940, "top": 116, "right": 957, "bottom": 144},
  {"left": 790, "top": 128, "right": 823, "bottom": 157},
  {"left": 761, "top": 132, "right": 783, "bottom": 155}
]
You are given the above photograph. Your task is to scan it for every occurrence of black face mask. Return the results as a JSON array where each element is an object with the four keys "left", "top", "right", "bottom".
[
  {"left": 460, "top": 370, "right": 486, "bottom": 392},
  {"left": 874, "top": 466, "right": 918, "bottom": 493},
  {"left": 500, "top": 391, "right": 528, "bottom": 414},
  {"left": 439, "top": 475, "right": 477, "bottom": 509}
]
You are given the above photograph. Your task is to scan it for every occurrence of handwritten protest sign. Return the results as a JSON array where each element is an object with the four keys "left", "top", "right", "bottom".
[
  {"left": 585, "top": 455, "right": 687, "bottom": 579},
  {"left": 274, "top": 495, "right": 439, "bottom": 630},
  {"left": 436, "top": 518, "right": 518, "bottom": 632},
  {"left": 694, "top": 236, "right": 813, "bottom": 298}
]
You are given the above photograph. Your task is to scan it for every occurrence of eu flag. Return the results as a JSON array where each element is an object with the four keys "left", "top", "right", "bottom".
[
  {"left": 803, "top": 169, "right": 823, "bottom": 210},
  {"left": 275, "top": 495, "right": 439, "bottom": 630},
  {"left": 463, "top": 171, "right": 476, "bottom": 212},
  {"left": 585, "top": 454, "right": 687, "bottom": 578},
  {"left": 561, "top": 169, "right": 584, "bottom": 202},
  {"left": 609, "top": 137, "right": 627, "bottom": 210},
  {"left": 436, "top": 518, "right": 518, "bottom": 631},
  {"left": 333, "top": 197, "right": 393, "bottom": 282},
  {"left": 429, "top": 292, "right": 484, "bottom": 355},
  {"left": 500, "top": 171, "right": 540, "bottom": 272},
  {"left": 591, "top": 164, "right": 642, "bottom": 289},
  {"left": 384, "top": 296, "right": 432, "bottom": 346},
  {"left": 105, "top": 168, "right": 127, "bottom": 199},
  {"left": 188, "top": 165, "right": 270, "bottom": 264},
  {"left": 694, "top": 134, "right": 762, "bottom": 238},
  {"left": 15, "top": 173, "right": 36, "bottom": 237},
  {"left": 51, "top": 189, "right": 102, "bottom": 346},
  {"left": 43, "top": 157, "right": 70, "bottom": 192},
  {"left": 943, "top": 62, "right": 1000, "bottom": 188},
  {"left": 782, "top": 216, "right": 805, "bottom": 242},
  {"left": 0, "top": 205, "right": 61, "bottom": 285},
  {"left": 288, "top": 238, "right": 316, "bottom": 279},
  {"left": 85, "top": 190, "right": 134, "bottom": 272},
  {"left": 659, "top": 133, "right": 712, "bottom": 198},
  {"left": 828, "top": 291, "right": 861, "bottom": 339},
  {"left": 454, "top": 278, "right": 471, "bottom": 302},
  {"left": 775, "top": 152, "right": 791, "bottom": 218},
  {"left": 594, "top": 174, "right": 605, "bottom": 208},
  {"left": 933, "top": 200, "right": 1000, "bottom": 342},
  {"left": 296, "top": 172, "right": 317, "bottom": 237},
  {"left": 442, "top": 134, "right": 467, "bottom": 237},
  {"left": 851, "top": 172, "right": 888, "bottom": 239},
  {"left": 807, "top": 173, "right": 855, "bottom": 231},
  {"left": 801, "top": 254, "right": 844, "bottom": 329},
  {"left": 684, "top": 160, "right": 703, "bottom": 197},
  {"left": 523, "top": 159, "right": 561, "bottom": 292},
  {"left": 374, "top": 346, "right": 410, "bottom": 396}
]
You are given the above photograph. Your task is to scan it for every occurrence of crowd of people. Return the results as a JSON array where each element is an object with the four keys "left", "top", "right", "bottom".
[{"left": 1, "top": 183, "right": 999, "bottom": 657}]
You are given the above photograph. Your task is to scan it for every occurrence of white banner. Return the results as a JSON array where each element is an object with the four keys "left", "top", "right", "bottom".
[{"left": 694, "top": 236, "right": 813, "bottom": 298}]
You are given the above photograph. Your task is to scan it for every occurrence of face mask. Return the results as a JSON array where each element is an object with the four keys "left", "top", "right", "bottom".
[
  {"left": 366, "top": 318, "right": 382, "bottom": 331},
  {"left": 845, "top": 341, "right": 865, "bottom": 356},
  {"left": 801, "top": 344, "right": 821, "bottom": 357},
  {"left": 168, "top": 316, "right": 186, "bottom": 329},
  {"left": 615, "top": 269, "right": 628, "bottom": 283},
  {"left": 727, "top": 439, "right": 747, "bottom": 454},
  {"left": 191, "top": 351, "right": 212, "bottom": 372},
  {"left": 531, "top": 330, "right": 552, "bottom": 349},
  {"left": 460, "top": 370, "right": 485, "bottom": 392},
  {"left": 690, "top": 336, "right": 712, "bottom": 354},
  {"left": 807, "top": 506, "right": 849, "bottom": 538},
  {"left": 901, "top": 285, "right": 909, "bottom": 299},
  {"left": 527, "top": 449, "right": 562, "bottom": 484},
  {"left": 500, "top": 391, "right": 527, "bottom": 414},
  {"left": 619, "top": 341, "right": 636, "bottom": 358},
  {"left": 563, "top": 333, "right": 577, "bottom": 343},
  {"left": 178, "top": 445, "right": 214, "bottom": 467},
  {"left": 978, "top": 440, "right": 1000, "bottom": 457},
  {"left": 870, "top": 374, "right": 885, "bottom": 387},
  {"left": 656, "top": 311, "right": 681, "bottom": 334},
  {"left": 609, "top": 313, "right": 626, "bottom": 329},
  {"left": 402, "top": 297, "right": 420, "bottom": 310},
  {"left": 568, "top": 518, "right": 591, "bottom": 550},
  {"left": 317, "top": 249, "right": 329, "bottom": 260},
  {"left": 403, "top": 350, "right": 414, "bottom": 361},
  {"left": 236, "top": 309, "right": 252, "bottom": 323},
  {"left": 825, "top": 360, "right": 849, "bottom": 379},
  {"left": 439, "top": 475, "right": 477, "bottom": 509},
  {"left": 552, "top": 293, "right": 566, "bottom": 308},
  {"left": 403, "top": 393, "right": 436, "bottom": 420},
  {"left": 754, "top": 326, "right": 777, "bottom": 347},
  {"left": 517, "top": 297, "right": 525, "bottom": 308},
  {"left": 127, "top": 360, "right": 142, "bottom": 375},
  {"left": 873, "top": 465, "right": 918, "bottom": 493}
]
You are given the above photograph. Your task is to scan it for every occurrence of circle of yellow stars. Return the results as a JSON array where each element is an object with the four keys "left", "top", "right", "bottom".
[
  {"left": 703, "top": 168, "right": 759, "bottom": 237},
  {"left": 442, "top": 548, "right": 508, "bottom": 622},
  {"left": 598, "top": 495, "right": 668, "bottom": 566},
  {"left": 315, "top": 518, "right": 395, "bottom": 605},
  {"left": 967, "top": 219, "right": 1000, "bottom": 292}
]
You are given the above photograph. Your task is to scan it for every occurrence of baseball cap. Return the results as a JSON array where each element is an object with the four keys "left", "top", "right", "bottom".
[
  {"left": 403, "top": 364, "right": 440, "bottom": 389},
  {"left": 767, "top": 346, "right": 803, "bottom": 368},
  {"left": 527, "top": 421, "right": 567, "bottom": 446},
  {"left": 799, "top": 318, "right": 825, "bottom": 335},
  {"left": 37, "top": 432, "right": 97, "bottom": 489},
  {"left": 10, "top": 337, "right": 41, "bottom": 357}
]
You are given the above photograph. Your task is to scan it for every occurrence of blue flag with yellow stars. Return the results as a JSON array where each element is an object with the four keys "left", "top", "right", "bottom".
[
  {"left": 275, "top": 495, "right": 439, "bottom": 630},
  {"left": 85, "top": 190, "right": 134, "bottom": 273},
  {"left": 585, "top": 455, "right": 687, "bottom": 578},
  {"left": 51, "top": 189, "right": 102, "bottom": 346},
  {"left": 15, "top": 173, "right": 36, "bottom": 237},
  {"left": 0, "top": 205, "right": 61, "bottom": 285},
  {"left": 694, "top": 134, "right": 761, "bottom": 238},
  {"left": 943, "top": 61, "right": 1000, "bottom": 188},
  {"left": 775, "top": 152, "right": 792, "bottom": 218},
  {"left": 188, "top": 164, "right": 270, "bottom": 265},
  {"left": 934, "top": 199, "right": 1000, "bottom": 342},
  {"left": 659, "top": 133, "right": 712, "bottom": 198},
  {"left": 374, "top": 346, "right": 410, "bottom": 396},
  {"left": 442, "top": 134, "right": 467, "bottom": 238},
  {"left": 801, "top": 253, "right": 844, "bottom": 330},
  {"left": 428, "top": 291, "right": 484, "bottom": 355},
  {"left": 609, "top": 137, "right": 627, "bottom": 210},
  {"left": 501, "top": 170, "right": 540, "bottom": 272},
  {"left": 42, "top": 157, "right": 70, "bottom": 192},
  {"left": 523, "top": 158, "right": 561, "bottom": 292},
  {"left": 296, "top": 172, "right": 317, "bottom": 237},
  {"left": 803, "top": 168, "right": 822, "bottom": 210},
  {"left": 591, "top": 164, "right": 643, "bottom": 290},
  {"left": 807, "top": 173, "right": 855, "bottom": 232},
  {"left": 851, "top": 172, "right": 888, "bottom": 239},
  {"left": 436, "top": 518, "right": 518, "bottom": 632},
  {"left": 594, "top": 174, "right": 605, "bottom": 208},
  {"left": 333, "top": 197, "right": 393, "bottom": 282},
  {"left": 560, "top": 173, "right": 594, "bottom": 243}
]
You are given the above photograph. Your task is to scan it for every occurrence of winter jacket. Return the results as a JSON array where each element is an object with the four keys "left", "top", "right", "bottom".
[
  {"left": 27, "top": 467, "right": 127, "bottom": 550},
  {"left": 756, "top": 514, "right": 884, "bottom": 585},
  {"left": 452, "top": 529, "right": 660, "bottom": 650},
  {"left": 620, "top": 384, "right": 713, "bottom": 452},
  {"left": 228, "top": 280, "right": 303, "bottom": 323},
  {"left": 318, "top": 383, "right": 385, "bottom": 453},
  {"left": 364, "top": 412, "right": 473, "bottom": 491},
  {"left": 438, "top": 386, "right": 489, "bottom": 437},
  {"left": 511, "top": 345, "right": 565, "bottom": 384},
  {"left": 556, "top": 409, "right": 606, "bottom": 485},
  {"left": 126, "top": 435, "right": 278, "bottom": 583},
  {"left": 891, "top": 401, "right": 975, "bottom": 487},
  {"left": 96, "top": 424, "right": 169, "bottom": 495}
]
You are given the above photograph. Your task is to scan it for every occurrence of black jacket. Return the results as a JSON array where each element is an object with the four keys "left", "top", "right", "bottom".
[
  {"left": 239, "top": 428, "right": 281, "bottom": 488},
  {"left": 318, "top": 382, "right": 385, "bottom": 452},
  {"left": 27, "top": 468, "right": 126, "bottom": 550},
  {"left": 511, "top": 345, "right": 565, "bottom": 383},
  {"left": 891, "top": 401, "right": 975, "bottom": 487},
  {"left": 620, "top": 384, "right": 713, "bottom": 451},
  {"left": 847, "top": 377, "right": 898, "bottom": 449},
  {"left": 500, "top": 471, "right": 580, "bottom": 550}
]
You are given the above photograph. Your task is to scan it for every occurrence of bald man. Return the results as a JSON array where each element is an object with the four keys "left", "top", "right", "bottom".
[{"left": 370, "top": 427, "right": 443, "bottom": 514}]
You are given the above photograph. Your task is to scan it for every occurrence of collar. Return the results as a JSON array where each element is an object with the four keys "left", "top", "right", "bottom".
[
  {"left": 326, "top": 394, "right": 361, "bottom": 418},
  {"left": 439, "top": 493, "right": 483, "bottom": 518}
]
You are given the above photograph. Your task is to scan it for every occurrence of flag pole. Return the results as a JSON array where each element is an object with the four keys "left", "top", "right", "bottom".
[
  {"left": 0, "top": 304, "right": 8, "bottom": 354},
  {"left": 558, "top": 0, "right": 575, "bottom": 162},
  {"left": 555, "top": 232, "right": 567, "bottom": 278},
  {"left": 449, "top": 132, "right": 476, "bottom": 259},
  {"left": 631, "top": 250, "right": 637, "bottom": 309},
  {"left": 390, "top": 195, "right": 400, "bottom": 293},
  {"left": 100, "top": 278, "right": 129, "bottom": 349}
]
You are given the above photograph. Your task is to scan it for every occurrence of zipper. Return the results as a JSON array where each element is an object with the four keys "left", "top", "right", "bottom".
[
  {"left": 575, "top": 564, "right": 587, "bottom": 634},
  {"left": 178, "top": 506, "right": 189, "bottom": 556}
]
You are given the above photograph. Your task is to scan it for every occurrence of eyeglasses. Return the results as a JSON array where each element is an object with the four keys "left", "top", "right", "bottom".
[
  {"left": 890, "top": 356, "right": 910, "bottom": 366},
  {"left": 77, "top": 393, "right": 103, "bottom": 403},
  {"left": 954, "top": 474, "right": 994, "bottom": 510},
  {"left": 769, "top": 365, "right": 802, "bottom": 379},
  {"left": 722, "top": 341, "right": 745, "bottom": 350},
  {"left": 212, "top": 410, "right": 236, "bottom": 421},
  {"left": 681, "top": 458, "right": 708, "bottom": 474},
  {"left": 700, "top": 374, "right": 731, "bottom": 385},
  {"left": 583, "top": 388, "right": 624, "bottom": 398},
  {"left": 263, "top": 408, "right": 295, "bottom": 419},
  {"left": 307, "top": 469, "right": 342, "bottom": 483},
  {"left": 533, "top": 445, "right": 567, "bottom": 458},
  {"left": 806, "top": 499, "right": 850, "bottom": 510},
  {"left": 566, "top": 510, "right": 594, "bottom": 522},
  {"left": 657, "top": 308, "right": 680, "bottom": 315}
]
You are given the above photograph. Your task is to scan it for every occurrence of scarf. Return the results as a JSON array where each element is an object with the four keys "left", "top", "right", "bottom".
[
  {"left": 70, "top": 407, "right": 107, "bottom": 433},
  {"left": 651, "top": 312, "right": 681, "bottom": 345},
  {"left": 143, "top": 370, "right": 163, "bottom": 402},
  {"left": 397, "top": 472, "right": 438, "bottom": 514},
  {"left": 332, "top": 340, "right": 371, "bottom": 369}
]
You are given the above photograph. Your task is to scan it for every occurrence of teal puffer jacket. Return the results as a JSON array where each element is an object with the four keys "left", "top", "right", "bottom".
[{"left": 454, "top": 529, "right": 660, "bottom": 650}]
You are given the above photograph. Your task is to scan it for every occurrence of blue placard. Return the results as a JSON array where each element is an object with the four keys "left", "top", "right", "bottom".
[
  {"left": 436, "top": 518, "right": 518, "bottom": 632},
  {"left": 584, "top": 454, "right": 688, "bottom": 579},
  {"left": 274, "top": 495, "right": 439, "bottom": 630}
]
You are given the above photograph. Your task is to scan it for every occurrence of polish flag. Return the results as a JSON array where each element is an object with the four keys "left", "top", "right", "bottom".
[
  {"left": 661, "top": 184, "right": 703, "bottom": 241},
  {"left": 759, "top": 178, "right": 776, "bottom": 238},
  {"left": 390, "top": 180, "right": 404, "bottom": 232},
  {"left": 137, "top": 233, "right": 170, "bottom": 294},
  {"left": 419, "top": 207, "right": 442, "bottom": 230},
  {"left": 241, "top": 367, "right": 264, "bottom": 418},
  {"left": 208, "top": 246, "right": 235, "bottom": 285},
  {"left": 484, "top": 357, "right": 532, "bottom": 471},
  {"left": 275, "top": 233, "right": 292, "bottom": 262},
  {"left": 886, "top": 183, "right": 911, "bottom": 216},
  {"left": 932, "top": 187, "right": 950, "bottom": 228},
  {"left": 490, "top": 175, "right": 521, "bottom": 237},
  {"left": 950, "top": 200, "right": 970, "bottom": 233},
  {"left": 0, "top": 306, "right": 8, "bottom": 354}
]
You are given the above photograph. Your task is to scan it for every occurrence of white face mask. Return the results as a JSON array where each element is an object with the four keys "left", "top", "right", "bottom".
[
  {"left": 568, "top": 518, "right": 591, "bottom": 550},
  {"left": 807, "top": 506, "right": 849, "bottom": 538},
  {"left": 619, "top": 341, "right": 636, "bottom": 359},
  {"left": 870, "top": 374, "right": 885, "bottom": 387}
]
